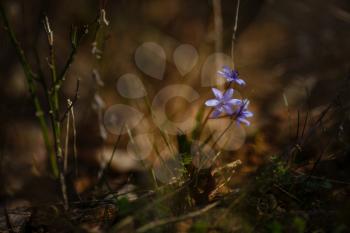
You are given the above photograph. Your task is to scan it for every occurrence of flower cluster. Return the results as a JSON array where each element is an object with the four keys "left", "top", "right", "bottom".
[{"left": 205, "top": 66, "right": 253, "bottom": 126}]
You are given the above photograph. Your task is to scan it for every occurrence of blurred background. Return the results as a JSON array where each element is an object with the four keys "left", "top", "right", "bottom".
[{"left": 1, "top": 0, "right": 350, "bottom": 215}]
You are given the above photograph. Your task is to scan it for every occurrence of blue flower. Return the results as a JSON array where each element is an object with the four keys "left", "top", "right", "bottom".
[
  {"left": 218, "top": 66, "right": 246, "bottom": 86},
  {"left": 205, "top": 88, "right": 241, "bottom": 118},
  {"left": 235, "top": 99, "right": 253, "bottom": 126}
]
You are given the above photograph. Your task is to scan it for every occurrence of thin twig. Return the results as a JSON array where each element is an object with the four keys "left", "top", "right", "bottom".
[
  {"left": 97, "top": 125, "right": 124, "bottom": 184},
  {"left": 231, "top": 0, "right": 241, "bottom": 68},
  {"left": 70, "top": 103, "right": 78, "bottom": 177},
  {"left": 135, "top": 202, "right": 219, "bottom": 233},
  {"left": 300, "top": 109, "right": 309, "bottom": 140},
  {"left": 300, "top": 86, "right": 311, "bottom": 139},
  {"left": 60, "top": 79, "right": 80, "bottom": 122},
  {"left": 212, "top": 118, "right": 235, "bottom": 148},
  {"left": 273, "top": 184, "right": 301, "bottom": 203},
  {"left": 294, "top": 171, "right": 350, "bottom": 186},
  {"left": 212, "top": 191, "right": 245, "bottom": 227},
  {"left": 305, "top": 139, "right": 332, "bottom": 182},
  {"left": 64, "top": 100, "right": 71, "bottom": 173},
  {"left": 300, "top": 102, "right": 333, "bottom": 146}
]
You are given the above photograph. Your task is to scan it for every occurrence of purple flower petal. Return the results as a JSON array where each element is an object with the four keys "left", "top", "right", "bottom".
[
  {"left": 243, "top": 111, "right": 253, "bottom": 117},
  {"left": 223, "top": 88, "right": 234, "bottom": 100},
  {"left": 236, "top": 79, "right": 246, "bottom": 86},
  {"left": 211, "top": 88, "right": 223, "bottom": 99},
  {"left": 234, "top": 99, "right": 252, "bottom": 126},
  {"left": 211, "top": 109, "right": 222, "bottom": 118},
  {"left": 217, "top": 70, "right": 225, "bottom": 76},
  {"left": 223, "top": 105, "right": 234, "bottom": 115},
  {"left": 237, "top": 118, "right": 250, "bottom": 126},
  {"left": 228, "top": 99, "right": 242, "bottom": 106},
  {"left": 205, "top": 99, "right": 220, "bottom": 107},
  {"left": 217, "top": 66, "right": 246, "bottom": 85}
]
